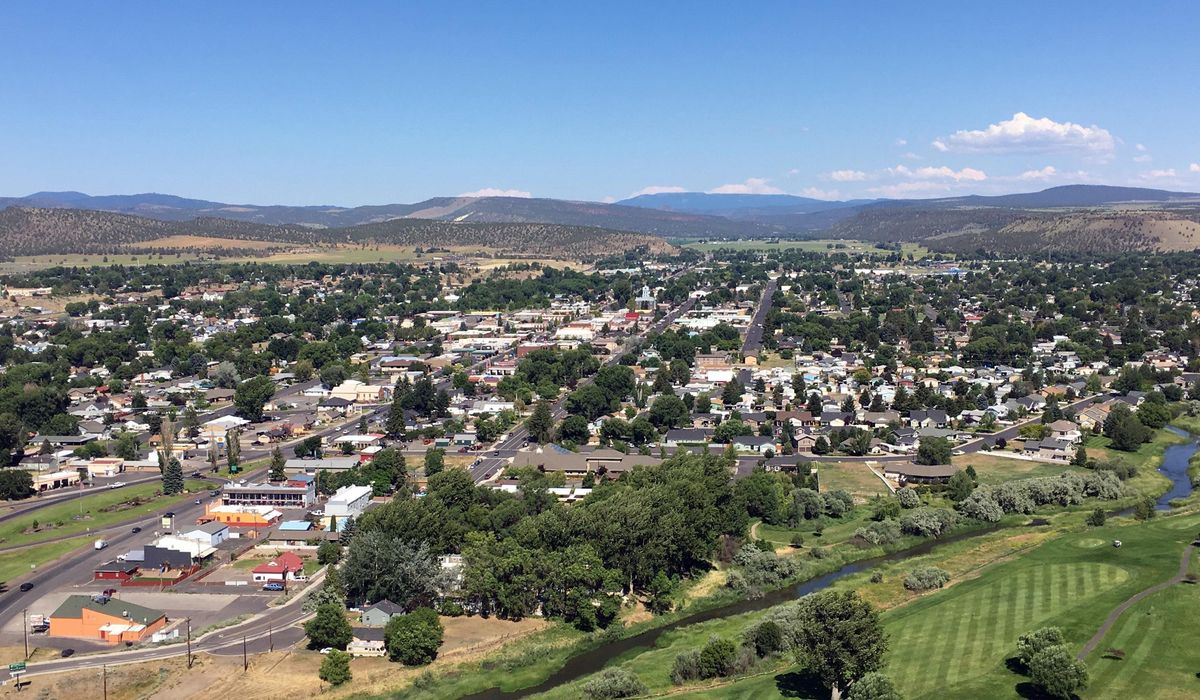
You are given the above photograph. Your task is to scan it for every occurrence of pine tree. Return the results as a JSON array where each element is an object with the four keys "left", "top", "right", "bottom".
[
  {"left": 270, "top": 446, "right": 287, "bottom": 481},
  {"left": 162, "top": 456, "right": 184, "bottom": 495},
  {"left": 226, "top": 428, "right": 240, "bottom": 468},
  {"left": 386, "top": 381, "right": 408, "bottom": 437},
  {"left": 526, "top": 401, "right": 554, "bottom": 444}
]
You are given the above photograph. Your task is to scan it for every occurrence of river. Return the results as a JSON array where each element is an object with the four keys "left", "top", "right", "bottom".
[{"left": 1156, "top": 426, "right": 1199, "bottom": 510}]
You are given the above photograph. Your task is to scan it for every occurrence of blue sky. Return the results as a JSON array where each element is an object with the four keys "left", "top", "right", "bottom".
[{"left": 2, "top": 2, "right": 1198, "bottom": 205}]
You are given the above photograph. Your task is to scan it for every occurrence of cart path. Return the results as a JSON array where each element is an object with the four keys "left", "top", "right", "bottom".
[{"left": 1077, "top": 542, "right": 1195, "bottom": 660}]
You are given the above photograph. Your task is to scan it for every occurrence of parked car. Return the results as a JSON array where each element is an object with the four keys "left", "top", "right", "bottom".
[{"left": 262, "top": 582, "right": 285, "bottom": 591}]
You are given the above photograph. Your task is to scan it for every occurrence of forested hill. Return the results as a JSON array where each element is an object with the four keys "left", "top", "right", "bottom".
[{"left": 0, "top": 207, "right": 674, "bottom": 258}]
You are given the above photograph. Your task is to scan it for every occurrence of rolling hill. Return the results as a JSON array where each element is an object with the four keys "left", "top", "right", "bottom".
[{"left": 0, "top": 207, "right": 673, "bottom": 259}]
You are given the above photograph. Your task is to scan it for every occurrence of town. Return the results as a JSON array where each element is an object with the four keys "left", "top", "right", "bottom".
[{"left": 0, "top": 243, "right": 1196, "bottom": 699}]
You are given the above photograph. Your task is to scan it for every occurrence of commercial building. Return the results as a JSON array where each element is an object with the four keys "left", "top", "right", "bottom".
[
  {"left": 222, "top": 480, "right": 315, "bottom": 509},
  {"left": 325, "top": 484, "right": 373, "bottom": 526},
  {"left": 49, "top": 595, "right": 167, "bottom": 644}
]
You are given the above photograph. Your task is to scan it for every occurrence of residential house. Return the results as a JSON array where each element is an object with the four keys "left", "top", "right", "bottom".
[{"left": 50, "top": 596, "right": 167, "bottom": 644}]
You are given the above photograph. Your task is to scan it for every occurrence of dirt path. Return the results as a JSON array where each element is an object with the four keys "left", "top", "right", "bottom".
[{"left": 1077, "top": 542, "right": 1195, "bottom": 659}]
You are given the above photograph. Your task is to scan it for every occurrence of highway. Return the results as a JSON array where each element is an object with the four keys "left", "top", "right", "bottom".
[{"left": 741, "top": 278, "right": 777, "bottom": 355}]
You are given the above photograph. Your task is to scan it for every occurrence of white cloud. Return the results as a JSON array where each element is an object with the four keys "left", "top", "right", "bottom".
[
  {"left": 932, "top": 112, "right": 1115, "bottom": 154},
  {"left": 867, "top": 181, "right": 957, "bottom": 197},
  {"left": 627, "top": 185, "right": 686, "bottom": 197},
  {"left": 798, "top": 187, "right": 841, "bottom": 200},
  {"left": 707, "top": 177, "right": 784, "bottom": 195},
  {"left": 601, "top": 196, "right": 616, "bottom": 204},
  {"left": 1019, "top": 166, "right": 1058, "bottom": 181},
  {"left": 887, "top": 164, "right": 988, "bottom": 182},
  {"left": 901, "top": 151, "right": 922, "bottom": 161},
  {"left": 458, "top": 187, "right": 532, "bottom": 198},
  {"left": 894, "top": 138, "right": 908, "bottom": 147},
  {"left": 1133, "top": 154, "right": 1152, "bottom": 163},
  {"left": 1136, "top": 143, "right": 1148, "bottom": 152},
  {"left": 1143, "top": 168, "right": 1177, "bottom": 179},
  {"left": 829, "top": 169, "right": 869, "bottom": 182},
  {"left": 787, "top": 168, "right": 800, "bottom": 176},
  {"left": 1190, "top": 163, "right": 1200, "bottom": 173}
]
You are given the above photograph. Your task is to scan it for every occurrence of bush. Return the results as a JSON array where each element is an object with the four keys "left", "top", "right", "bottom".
[
  {"left": 955, "top": 490, "right": 1004, "bottom": 522},
  {"left": 903, "top": 566, "right": 950, "bottom": 591},
  {"left": 698, "top": 636, "right": 738, "bottom": 678},
  {"left": 582, "top": 667, "right": 648, "bottom": 699},
  {"left": 671, "top": 650, "right": 702, "bottom": 685},
  {"left": 899, "top": 507, "right": 959, "bottom": 538},
  {"left": 808, "top": 546, "right": 829, "bottom": 559},
  {"left": 823, "top": 489, "right": 854, "bottom": 518},
  {"left": 729, "top": 547, "right": 800, "bottom": 593},
  {"left": 847, "top": 671, "right": 903, "bottom": 700},
  {"left": 896, "top": 488, "right": 921, "bottom": 509},
  {"left": 319, "top": 649, "right": 352, "bottom": 686},
  {"left": 855, "top": 519, "right": 902, "bottom": 546},
  {"left": 1086, "top": 508, "right": 1106, "bottom": 527},
  {"left": 750, "top": 620, "right": 785, "bottom": 657},
  {"left": 317, "top": 541, "right": 342, "bottom": 566},
  {"left": 869, "top": 571, "right": 884, "bottom": 584},
  {"left": 789, "top": 533, "right": 805, "bottom": 548}
]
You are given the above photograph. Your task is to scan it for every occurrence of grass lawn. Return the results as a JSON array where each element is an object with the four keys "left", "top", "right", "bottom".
[
  {"left": 0, "top": 537, "right": 91, "bottom": 584},
  {"left": 0, "top": 479, "right": 211, "bottom": 548},
  {"left": 814, "top": 461, "right": 890, "bottom": 499},
  {"left": 952, "top": 452, "right": 1076, "bottom": 484}
]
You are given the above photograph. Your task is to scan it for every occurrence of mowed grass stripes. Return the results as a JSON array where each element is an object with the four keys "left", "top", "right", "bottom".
[{"left": 886, "top": 563, "right": 1129, "bottom": 698}]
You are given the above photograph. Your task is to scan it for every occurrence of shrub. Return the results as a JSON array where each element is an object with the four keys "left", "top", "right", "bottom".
[
  {"left": 1086, "top": 508, "right": 1106, "bottom": 527},
  {"left": 384, "top": 607, "right": 444, "bottom": 665},
  {"left": 808, "top": 546, "right": 829, "bottom": 559},
  {"left": 823, "top": 489, "right": 854, "bottom": 518},
  {"left": 789, "top": 533, "right": 805, "bottom": 548},
  {"left": 896, "top": 488, "right": 921, "bottom": 509},
  {"left": 899, "top": 507, "right": 959, "bottom": 538},
  {"left": 903, "top": 566, "right": 950, "bottom": 591},
  {"left": 847, "top": 671, "right": 903, "bottom": 700},
  {"left": 319, "top": 649, "right": 352, "bottom": 686},
  {"left": 729, "top": 548, "right": 800, "bottom": 593},
  {"left": 854, "top": 519, "right": 902, "bottom": 546},
  {"left": 869, "top": 571, "right": 884, "bottom": 584},
  {"left": 671, "top": 650, "right": 702, "bottom": 685},
  {"left": 750, "top": 620, "right": 785, "bottom": 657},
  {"left": 582, "top": 667, "right": 648, "bottom": 699},
  {"left": 955, "top": 490, "right": 1004, "bottom": 522},
  {"left": 698, "top": 636, "right": 738, "bottom": 678}
]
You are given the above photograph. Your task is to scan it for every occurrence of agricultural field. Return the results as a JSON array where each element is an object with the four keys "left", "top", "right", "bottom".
[{"left": 682, "top": 239, "right": 930, "bottom": 258}]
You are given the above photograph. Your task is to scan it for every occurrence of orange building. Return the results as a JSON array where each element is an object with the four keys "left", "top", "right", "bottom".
[
  {"left": 201, "top": 504, "right": 282, "bottom": 528},
  {"left": 49, "top": 595, "right": 167, "bottom": 644}
]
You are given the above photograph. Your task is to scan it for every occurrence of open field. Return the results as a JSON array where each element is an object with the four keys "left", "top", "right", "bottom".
[
  {"left": 952, "top": 452, "right": 1076, "bottom": 484},
  {"left": 814, "top": 460, "right": 890, "bottom": 499},
  {"left": 0, "top": 480, "right": 211, "bottom": 548}
]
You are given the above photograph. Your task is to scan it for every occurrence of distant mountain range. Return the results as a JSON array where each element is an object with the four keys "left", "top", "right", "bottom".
[{"left": 2, "top": 185, "right": 1200, "bottom": 256}]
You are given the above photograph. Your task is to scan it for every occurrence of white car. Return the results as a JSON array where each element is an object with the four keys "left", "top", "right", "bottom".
[{"left": 108, "top": 481, "right": 126, "bottom": 489}]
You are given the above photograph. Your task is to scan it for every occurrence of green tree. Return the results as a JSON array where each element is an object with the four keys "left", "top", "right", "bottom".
[
  {"left": 304, "top": 603, "right": 352, "bottom": 650},
  {"left": 270, "top": 446, "right": 287, "bottom": 481},
  {"left": 114, "top": 432, "right": 141, "bottom": 460},
  {"left": 1028, "top": 645, "right": 1089, "bottom": 699},
  {"left": 161, "top": 455, "right": 184, "bottom": 495},
  {"left": 304, "top": 566, "right": 348, "bottom": 612},
  {"left": 423, "top": 448, "right": 445, "bottom": 477},
  {"left": 557, "top": 414, "right": 591, "bottom": 444},
  {"left": 233, "top": 375, "right": 275, "bottom": 422},
  {"left": 791, "top": 591, "right": 887, "bottom": 699},
  {"left": 698, "top": 636, "right": 737, "bottom": 678},
  {"left": 648, "top": 394, "right": 689, "bottom": 430},
  {"left": 1086, "top": 508, "right": 1106, "bottom": 527},
  {"left": 1016, "top": 627, "right": 1066, "bottom": 666},
  {"left": 946, "top": 470, "right": 975, "bottom": 502},
  {"left": 915, "top": 436, "right": 951, "bottom": 465},
  {"left": 317, "top": 541, "right": 342, "bottom": 566},
  {"left": 318, "top": 649, "right": 352, "bottom": 686},
  {"left": 384, "top": 607, "right": 444, "bottom": 665},
  {"left": 526, "top": 401, "right": 555, "bottom": 444},
  {"left": 0, "top": 470, "right": 34, "bottom": 500}
]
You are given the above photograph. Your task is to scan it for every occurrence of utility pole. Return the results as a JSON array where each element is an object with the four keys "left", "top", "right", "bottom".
[
  {"left": 186, "top": 617, "right": 192, "bottom": 668},
  {"left": 102, "top": 664, "right": 108, "bottom": 700},
  {"left": 268, "top": 624, "right": 273, "bottom": 652},
  {"left": 22, "top": 608, "right": 28, "bottom": 659},
  {"left": 242, "top": 635, "right": 247, "bottom": 671}
]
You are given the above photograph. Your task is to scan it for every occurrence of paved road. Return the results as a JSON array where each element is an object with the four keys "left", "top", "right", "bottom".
[{"left": 741, "top": 278, "right": 777, "bottom": 355}]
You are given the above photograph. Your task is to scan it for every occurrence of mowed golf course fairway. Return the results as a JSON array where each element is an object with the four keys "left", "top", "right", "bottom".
[{"left": 657, "top": 511, "right": 1200, "bottom": 699}]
